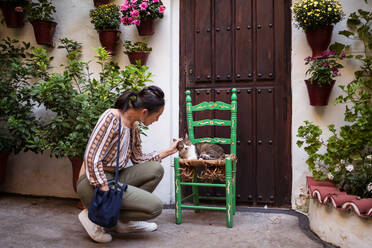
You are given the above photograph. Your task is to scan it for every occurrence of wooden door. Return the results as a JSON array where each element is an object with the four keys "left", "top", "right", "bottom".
[{"left": 179, "top": 0, "right": 292, "bottom": 206}]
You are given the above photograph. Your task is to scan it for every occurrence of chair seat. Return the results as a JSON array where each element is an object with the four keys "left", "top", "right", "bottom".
[{"left": 178, "top": 154, "right": 237, "bottom": 167}]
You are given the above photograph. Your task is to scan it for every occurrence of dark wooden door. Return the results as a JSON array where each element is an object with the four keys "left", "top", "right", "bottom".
[{"left": 179, "top": 0, "right": 292, "bottom": 206}]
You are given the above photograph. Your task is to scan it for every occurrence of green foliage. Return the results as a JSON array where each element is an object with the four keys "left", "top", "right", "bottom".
[
  {"left": 304, "top": 50, "right": 344, "bottom": 85},
  {"left": 89, "top": 3, "right": 121, "bottom": 30},
  {"left": 123, "top": 40, "right": 152, "bottom": 54},
  {"left": 0, "top": 37, "right": 50, "bottom": 154},
  {"left": 26, "top": 0, "right": 56, "bottom": 22},
  {"left": 297, "top": 6, "right": 372, "bottom": 198},
  {"left": 29, "top": 38, "right": 152, "bottom": 159},
  {"left": 292, "top": 0, "right": 345, "bottom": 31}
]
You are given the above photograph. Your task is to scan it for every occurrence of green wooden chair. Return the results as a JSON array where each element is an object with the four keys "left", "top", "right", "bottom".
[{"left": 174, "top": 88, "right": 237, "bottom": 228}]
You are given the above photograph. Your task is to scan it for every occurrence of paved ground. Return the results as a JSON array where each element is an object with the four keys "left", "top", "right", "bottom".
[{"left": 0, "top": 195, "right": 332, "bottom": 248}]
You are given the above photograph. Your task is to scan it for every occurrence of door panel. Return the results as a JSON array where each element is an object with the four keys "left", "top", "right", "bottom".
[{"left": 180, "top": 0, "right": 292, "bottom": 206}]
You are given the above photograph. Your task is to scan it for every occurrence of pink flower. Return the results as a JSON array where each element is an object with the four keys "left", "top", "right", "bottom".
[
  {"left": 153, "top": 0, "right": 160, "bottom": 2},
  {"left": 304, "top": 56, "right": 312, "bottom": 61},
  {"left": 133, "top": 19, "right": 141, "bottom": 26},
  {"left": 341, "top": 53, "right": 346, "bottom": 58},
  {"left": 120, "top": 4, "right": 129, "bottom": 11},
  {"left": 130, "top": 0, "right": 137, "bottom": 3},
  {"left": 332, "top": 67, "right": 339, "bottom": 74},
  {"left": 121, "top": 17, "right": 129, "bottom": 25},
  {"left": 140, "top": 2, "right": 148, "bottom": 10},
  {"left": 130, "top": 10, "right": 140, "bottom": 17},
  {"left": 14, "top": 6, "right": 23, "bottom": 12},
  {"left": 128, "top": 17, "right": 134, "bottom": 22},
  {"left": 158, "top": 5, "right": 166, "bottom": 13},
  {"left": 323, "top": 63, "right": 329, "bottom": 67}
]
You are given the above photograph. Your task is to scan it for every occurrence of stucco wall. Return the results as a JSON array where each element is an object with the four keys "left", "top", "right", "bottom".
[
  {"left": 1, "top": 0, "right": 370, "bottom": 206},
  {"left": 291, "top": 0, "right": 371, "bottom": 209},
  {"left": 309, "top": 199, "right": 372, "bottom": 248},
  {"left": 0, "top": 0, "right": 179, "bottom": 203}
]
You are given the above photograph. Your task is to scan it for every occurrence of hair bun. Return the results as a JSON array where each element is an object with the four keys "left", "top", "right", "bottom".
[{"left": 142, "top": 86, "right": 164, "bottom": 99}]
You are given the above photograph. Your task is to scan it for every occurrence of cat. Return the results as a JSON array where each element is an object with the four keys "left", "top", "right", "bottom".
[{"left": 175, "top": 134, "right": 225, "bottom": 160}]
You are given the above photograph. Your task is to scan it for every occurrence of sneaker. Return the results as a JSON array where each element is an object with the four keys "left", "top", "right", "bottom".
[
  {"left": 113, "top": 221, "right": 158, "bottom": 233},
  {"left": 78, "top": 209, "right": 112, "bottom": 243}
]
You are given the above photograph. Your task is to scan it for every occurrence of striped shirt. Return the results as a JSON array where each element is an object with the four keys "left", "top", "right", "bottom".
[{"left": 84, "top": 109, "right": 161, "bottom": 187}]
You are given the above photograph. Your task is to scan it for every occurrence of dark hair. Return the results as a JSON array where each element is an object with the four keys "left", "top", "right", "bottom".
[{"left": 114, "top": 86, "right": 165, "bottom": 114}]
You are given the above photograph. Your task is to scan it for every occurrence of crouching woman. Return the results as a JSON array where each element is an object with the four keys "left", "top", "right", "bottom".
[{"left": 76, "top": 86, "right": 181, "bottom": 243}]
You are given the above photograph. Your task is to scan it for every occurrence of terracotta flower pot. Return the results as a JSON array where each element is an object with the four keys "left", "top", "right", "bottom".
[
  {"left": 68, "top": 156, "right": 83, "bottom": 193},
  {"left": 93, "top": 0, "right": 110, "bottom": 7},
  {"left": 0, "top": 150, "right": 10, "bottom": 184},
  {"left": 127, "top": 52, "right": 150, "bottom": 66},
  {"left": 0, "top": 5, "right": 25, "bottom": 28},
  {"left": 305, "top": 80, "right": 335, "bottom": 106},
  {"left": 31, "top": 20, "right": 57, "bottom": 46},
  {"left": 98, "top": 30, "right": 121, "bottom": 55},
  {"left": 305, "top": 25, "right": 334, "bottom": 58},
  {"left": 137, "top": 18, "right": 154, "bottom": 36}
]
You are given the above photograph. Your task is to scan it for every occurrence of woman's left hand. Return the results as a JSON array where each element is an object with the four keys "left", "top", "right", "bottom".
[{"left": 169, "top": 138, "right": 183, "bottom": 154}]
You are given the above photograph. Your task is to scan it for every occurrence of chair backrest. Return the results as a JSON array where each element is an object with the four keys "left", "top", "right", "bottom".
[{"left": 185, "top": 88, "right": 237, "bottom": 155}]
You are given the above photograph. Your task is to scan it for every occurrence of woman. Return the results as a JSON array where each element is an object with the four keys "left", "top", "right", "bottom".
[{"left": 77, "top": 86, "right": 181, "bottom": 243}]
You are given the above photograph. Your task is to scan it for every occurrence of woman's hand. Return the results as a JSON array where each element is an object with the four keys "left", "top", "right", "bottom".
[
  {"left": 99, "top": 185, "right": 109, "bottom": 191},
  {"left": 159, "top": 138, "right": 183, "bottom": 159}
]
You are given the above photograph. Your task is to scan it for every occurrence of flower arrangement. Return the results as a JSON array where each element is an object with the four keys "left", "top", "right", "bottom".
[
  {"left": 26, "top": 0, "right": 56, "bottom": 22},
  {"left": 89, "top": 3, "right": 121, "bottom": 30},
  {"left": 120, "top": 0, "right": 166, "bottom": 26},
  {"left": 292, "top": 0, "right": 345, "bottom": 31},
  {"left": 305, "top": 50, "right": 344, "bottom": 85},
  {"left": 123, "top": 40, "right": 152, "bottom": 54}
]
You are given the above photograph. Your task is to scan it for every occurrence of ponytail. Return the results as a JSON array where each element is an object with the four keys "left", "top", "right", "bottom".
[{"left": 114, "top": 86, "right": 165, "bottom": 114}]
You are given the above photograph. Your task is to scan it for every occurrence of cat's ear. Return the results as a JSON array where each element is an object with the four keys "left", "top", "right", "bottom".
[{"left": 185, "top": 133, "right": 189, "bottom": 140}]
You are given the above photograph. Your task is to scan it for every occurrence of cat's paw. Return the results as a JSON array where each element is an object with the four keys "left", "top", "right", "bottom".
[{"left": 200, "top": 154, "right": 212, "bottom": 160}]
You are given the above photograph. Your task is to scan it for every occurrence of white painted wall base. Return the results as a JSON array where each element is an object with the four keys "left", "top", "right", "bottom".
[{"left": 309, "top": 199, "right": 372, "bottom": 248}]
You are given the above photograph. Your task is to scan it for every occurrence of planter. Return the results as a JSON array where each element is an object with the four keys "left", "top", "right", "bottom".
[
  {"left": 127, "top": 51, "right": 150, "bottom": 66},
  {"left": 305, "top": 25, "right": 334, "bottom": 58},
  {"left": 98, "top": 30, "right": 120, "bottom": 55},
  {"left": 305, "top": 80, "right": 335, "bottom": 106},
  {"left": 0, "top": 5, "right": 25, "bottom": 28},
  {"left": 0, "top": 150, "right": 10, "bottom": 184},
  {"left": 93, "top": 0, "right": 110, "bottom": 7},
  {"left": 68, "top": 156, "right": 83, "bottom": 193},
  {"left": 30, "top": 20, "right": 57, "bottom": 46},
  {"left": 136, "top": 18, "right": 155, "bottom": 36}
]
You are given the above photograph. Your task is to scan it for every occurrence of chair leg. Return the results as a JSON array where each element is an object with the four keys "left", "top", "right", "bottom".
[
  {"left": 225, "top": 158, "right": 233, "bottom": 228},
  {"left": 233, "top": 161, "right": 236, "bottom": 215},
  {"left": 192, "top": 169, "right": 200, "bottom": 213},
  {"left": 174, "top": 157, "right": 182, "bottom": 224}
]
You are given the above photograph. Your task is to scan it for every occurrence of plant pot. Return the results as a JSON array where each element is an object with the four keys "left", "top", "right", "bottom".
[
  {"left": 136, "top": 18, "right": 154, "bottom": 36},
  {"left": 93, "top": 0, "right": 111, "bottom": 7},
  {"left": 305, "top": 25, "right": 334, "bottom": 58},
  {"left": 305, "top": 80, "right": 335, "bottom": 106},
  {"left": 127, "top": 52, "right": 150, "bottom": 66},
  {"left": 30, "top": 20, "right": 57, "bottom": 46},
  {"left": 0, "top": 150, "right": 10, "bottom": 184},
  {"left": 98, "top": 30, "right": 120, "bottom": 55},
  {"left": 68, "top": 156, "right": 83, "bottom": 193},
  {"left": 0, "top": 6, "right": 25, "bottom": 28}
]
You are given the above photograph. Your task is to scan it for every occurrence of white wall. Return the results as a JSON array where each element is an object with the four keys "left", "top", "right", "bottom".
[
  {"left": 291, "top": 0, "right": 371, "bottom": 208},
  {"left": 0, "top": 0, "right": 179, "bottom": 203}
]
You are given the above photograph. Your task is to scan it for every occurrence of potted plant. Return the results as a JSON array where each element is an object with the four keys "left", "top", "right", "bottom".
[
  {"left": 27, "top": 0, "right": 57, "bottom": 46},
  {"left": 292, "top": 0, "right": 345, "bottom": 57},
  {"left": 0, "top": 0, "right": 29, "bottom": 28},
  {"left": 29, "top": 38, "right": 152, "bottom": 192},
  {"left": 120, "top": 0, "right": 166, "bottom": 36},
  {"left": 90, "top": 3, "right": 121, "bottom": 55},
  {"left": 0, "top": 37, "right": 50, "bottom": 184},
  {"left": 123, "top": 40, "right": 152, "bottom": 65},
  {"left": 93, "top": 0, "right": 110, "bottom": 7},
  {"left": 304, "top": 50, "right": 344, "bottom": 106}
]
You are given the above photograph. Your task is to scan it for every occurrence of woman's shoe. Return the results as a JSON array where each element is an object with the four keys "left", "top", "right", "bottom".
[
  {"left": 78, "top": 209, "right": 112, "bottom": 243},
  {"left": 113, "top": 220, "right": 158, "bottom": 233}
]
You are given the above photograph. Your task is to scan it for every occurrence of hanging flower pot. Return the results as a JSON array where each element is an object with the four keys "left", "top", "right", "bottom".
[
  {"left": 305, "top": 80, "right": 335, "bottom": 106},
  {"left": 305, "top": 25, "right": 334, "bottom": 58},
  {"left": 127, "top": 52, "right": 150, "bottom": 66},
  {"left": 98, "top": 30, "right": 121, "bottom": 55},
  {"left": 30, "top": 20, "right": 57, "bottom": 46},
  {"left": 93, "top": 0, "right": 110, "bottom": 7},
  {"left": 137, "top": 18, "right": 155, "bottom": 36},
  {"left": 0, "top": 5, "right": 25, "bottom": 28},
  {"left": 0, "top": 150, "right": 9, "bottom": 184}
]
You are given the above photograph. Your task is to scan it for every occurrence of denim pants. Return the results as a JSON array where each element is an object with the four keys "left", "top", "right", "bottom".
[{"left": 77, "top": 161, "right": 164, "bottom": 221}]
